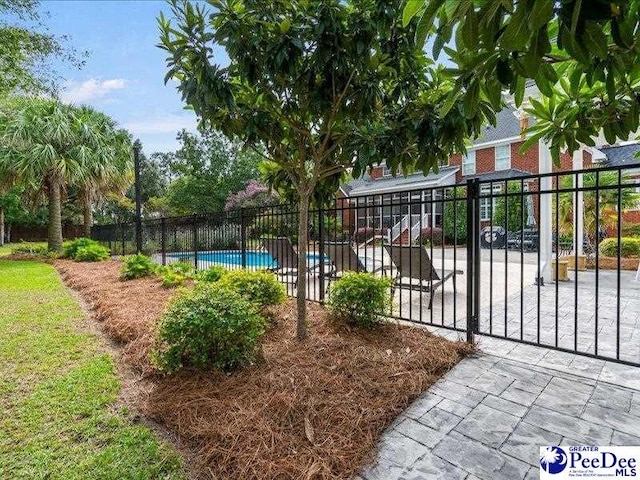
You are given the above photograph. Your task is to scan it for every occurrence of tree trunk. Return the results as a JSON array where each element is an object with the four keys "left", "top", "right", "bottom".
[
  {"left": 296, "top": 191, "right": 311, "bottom": 340},
  {"left": 0, "top": 207, "right": 4, "bottom": 246},
  {"left": 47, "top": 180, "right": 63, "bottom": 252},
  {"left": 83, "top": 198, "right": 93, "bottom": 237}
]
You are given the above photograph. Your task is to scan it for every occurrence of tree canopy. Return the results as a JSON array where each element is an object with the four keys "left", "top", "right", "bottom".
[
  {"left": 0, "top": 0, "right": 85, "bottom": 96},
  {"left": 403, "top": 0, "right": 640, "bottom": 161},
  {"left": 159, "top": 0, "right": 489, "bottom": 338},
  {"left": 153, "top": 130, "right": 261, "bottom": 215},
  {"left": 0, "top": 98, "right": 132, "bottom": 251}
]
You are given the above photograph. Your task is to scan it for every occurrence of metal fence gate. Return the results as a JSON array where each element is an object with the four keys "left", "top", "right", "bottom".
[{"left": 92, "top": 164, "right": 640, "bottom": 366}]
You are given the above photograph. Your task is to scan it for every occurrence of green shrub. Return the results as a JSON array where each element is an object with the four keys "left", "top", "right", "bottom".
[
  {"left": 160, "top": 271, "right": 187, "bottom": 288},
  {"left": 327, "top": 272, "right": 393, "bottom": 328},
  {"left": 158, "top": 261, "right": 195, "bottom": 277},
  {"left": 157, "top": 261, "right": 195, "bottom": 288},
  {"left": 11, "top": 242, "right": 48, "bottom": 256},
  {"left": 197, "top": 265, "right": 226, "bottom": 283},
  {"left": 217, "top": 269, "right": 286, "bottom": 307},
  {"left": 622, "top": 224, "right": 640, "bottom": 237},
  {"left": 443, "top": 187, "right": 467, "bottom": 245},
  {"left": 63, "top": 238, "right": 103, "bottom": 259},
  {"left": 121, "top": 253, "right": 156, "bottom": 280},
  {"left": 74, "top": 244, "right": 110, "bottom": 262},
  {"left": 599, "top": 237, "right": 640, "bottom": 258},
  {"left": 153, "top": 284, "right": 266, "bottom": 372}
]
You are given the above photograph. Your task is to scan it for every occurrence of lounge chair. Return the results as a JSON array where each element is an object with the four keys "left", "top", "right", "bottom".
[
  {"left": 261, "top": 237, "right": 327, "bottom": 285},
  {"left": 325, "top": 241, "right": 385, "bottom": 280},
  {"left": 384, "top": 244, "right": 462, "bottom": 309},
  {"left": 261, "top": 237, "right": 299, "bottom": 278}
]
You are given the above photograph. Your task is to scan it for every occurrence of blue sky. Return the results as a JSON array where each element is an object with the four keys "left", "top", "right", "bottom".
[{"left": 41, "top": 0, "right": 212, "bottom": 154}]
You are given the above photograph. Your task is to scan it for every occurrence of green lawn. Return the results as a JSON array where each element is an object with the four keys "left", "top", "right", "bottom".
[{"left": 0, "top": 259, "right": 185, "bottom": 479}]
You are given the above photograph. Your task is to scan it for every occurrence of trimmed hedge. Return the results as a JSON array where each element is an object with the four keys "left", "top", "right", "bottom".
[{"left": 599, "top": 237, "right": 640, "bottom": 258}]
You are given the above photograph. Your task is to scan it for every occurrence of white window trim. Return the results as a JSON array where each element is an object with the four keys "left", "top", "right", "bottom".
[
  {"left": 495, "top": 144, "right": 511, "bottom": 171},
  {"left": 479, "top": 184, "right": 503, "bottom": 222},
  {"left": 462, "top": 150, "right": 476, "bottom": 176},
  {"left": 632, "top": 182, "right": 640, "bottom": 211}
]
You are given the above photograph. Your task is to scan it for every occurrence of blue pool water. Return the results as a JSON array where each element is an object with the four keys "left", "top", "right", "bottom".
[{"left": 168, "top": 250, "right": 323, "bottom": 268}]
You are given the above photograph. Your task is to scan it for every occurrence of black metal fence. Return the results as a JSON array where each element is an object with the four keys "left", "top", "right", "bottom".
[{"left": 92, "top": 163, "right": 640, "bottom": 366}]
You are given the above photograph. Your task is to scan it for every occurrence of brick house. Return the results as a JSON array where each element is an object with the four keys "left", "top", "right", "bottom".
[{"left": 339, "top": 106, "right": 640, "bottom": 241}]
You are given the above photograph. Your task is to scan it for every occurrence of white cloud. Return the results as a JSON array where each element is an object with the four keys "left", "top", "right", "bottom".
[
  {"left": 123, "top": 113, "right": 198, "bottom": 135},
  {"left": 60, "top": 78, "right": 128, "bottom": 104}
]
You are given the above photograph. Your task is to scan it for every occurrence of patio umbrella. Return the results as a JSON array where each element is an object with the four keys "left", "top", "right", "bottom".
[{"left": 526, "top": 194, "right": 536, "bottom": 227}]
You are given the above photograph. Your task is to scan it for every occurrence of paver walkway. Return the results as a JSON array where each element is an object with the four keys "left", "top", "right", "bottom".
[{"left": 359, "top": 333, "right": 640, "bottom": 480}]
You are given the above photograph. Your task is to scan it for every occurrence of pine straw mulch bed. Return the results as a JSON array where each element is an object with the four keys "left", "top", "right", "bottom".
[{"left": 54, "top": 259, "right": 474, "bottom": 480}]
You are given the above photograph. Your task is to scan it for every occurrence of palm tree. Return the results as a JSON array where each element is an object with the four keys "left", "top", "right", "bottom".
[
  {"left": 72, "top": 106, "right": 133, "bottom": 236},
  {"left": 556, "top": 170, "right": 640, "bottom": 244},
  {"left": 0, "top": 98, "right": 132, "bottom": 251}
]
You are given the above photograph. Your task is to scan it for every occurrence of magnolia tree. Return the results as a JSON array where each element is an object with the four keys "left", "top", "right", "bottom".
[
  {"left": 403, "top": 0, "right": 640, "bottom": 160},
  {"left": 159, "top": 0, "right": 489, "bottom": 339}
]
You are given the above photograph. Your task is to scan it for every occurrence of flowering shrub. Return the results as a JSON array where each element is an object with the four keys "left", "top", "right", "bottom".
[
  {"left": 224, "top": 181, "right": 279, "bottom": 211},
  {"left": 420, "top": 227, "right": 444, "bottom": 246},
  {"left": 353, "top": 227, "right": 375, "bottom": 244}
]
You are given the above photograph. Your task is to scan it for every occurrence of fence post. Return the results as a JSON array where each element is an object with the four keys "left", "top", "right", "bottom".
[
  {"left": 473, "top": 179, "right": 481, "bottom": 339},
  {"left": 466, "top": 179, "right": 479, "bottom": 344},
  {"left": 318, "top": 207, "right": 326, "bottom": 302},
  {"left": 192, "top": 216, "right": 198, "bottom": 270},
  {"left": 120, "top": 224, "right": 126, "bottom": 256},
  {"left": 161, "top": 218, "right": 167, "bottom": 266},
  {"left": 240, "top": 208, "right": 247, "bottom": 269}
]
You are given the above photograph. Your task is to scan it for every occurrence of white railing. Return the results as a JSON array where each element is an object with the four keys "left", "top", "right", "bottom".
[
  {"left": 390, "top": 214, "right": 410, "bottom": 242},
  {"left": 409, "top": 213, "right": 430, "bottom": 242}
]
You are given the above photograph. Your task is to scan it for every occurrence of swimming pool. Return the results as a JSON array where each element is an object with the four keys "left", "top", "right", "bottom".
[{"left": 168, "top": 250, "right": 323, "bottom": 268}]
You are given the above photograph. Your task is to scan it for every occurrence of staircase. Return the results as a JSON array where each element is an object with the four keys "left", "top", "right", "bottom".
[{"left": 390, "top": 213, "right": 430, "bottom": 245}]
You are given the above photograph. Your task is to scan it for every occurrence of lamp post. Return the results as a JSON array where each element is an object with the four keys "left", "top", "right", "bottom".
[{"left": 133, "top": 141, "right": 143, "bottom": 253}]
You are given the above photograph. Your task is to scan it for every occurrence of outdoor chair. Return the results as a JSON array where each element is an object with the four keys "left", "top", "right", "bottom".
[
  {"left": 261, "top": 237, "right": 299, "bottom": 281},
  {"left": 324, "top": 241, "right": 385, "bottom": 286},
  {"left": 261, "top": 237, "right": 327, "bottom": 285},
  {"left": 384, "top": 244, "right": 462, "bottom": 309}
]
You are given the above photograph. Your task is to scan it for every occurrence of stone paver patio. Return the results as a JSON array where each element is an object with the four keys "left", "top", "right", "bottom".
[{"left": 358, "top": 333, "right": 640, "bottom": 480}]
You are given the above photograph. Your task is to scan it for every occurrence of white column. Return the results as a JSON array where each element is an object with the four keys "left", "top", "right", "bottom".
[
  {"left": 431, "top": 192, "right": 436, "bottom": 228},
  {"left": 573, "top": 149, "right": 584, "bottom": 256},
  {"left": 538, "top": 140, "right": 553, "bottom": 282}
]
